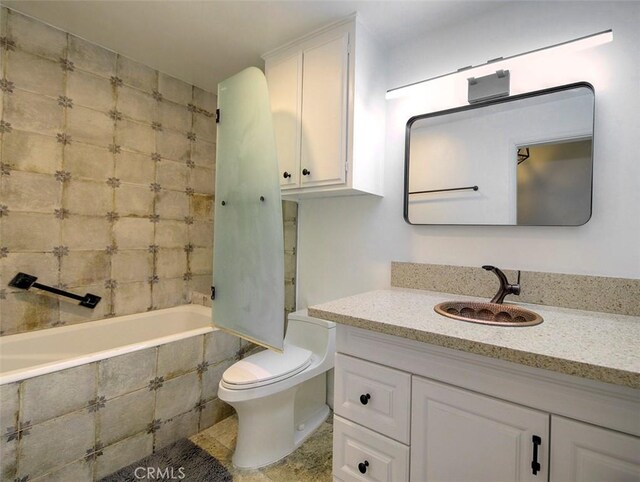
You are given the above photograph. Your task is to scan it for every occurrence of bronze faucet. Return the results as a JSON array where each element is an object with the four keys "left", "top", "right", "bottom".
[{"left": 482, "top": 265, "right": 521, "bottom": 304}]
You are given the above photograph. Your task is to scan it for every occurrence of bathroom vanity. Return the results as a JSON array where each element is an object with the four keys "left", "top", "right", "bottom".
[{"left": 309, "top": 289, "right": 640, "bottom": 482}]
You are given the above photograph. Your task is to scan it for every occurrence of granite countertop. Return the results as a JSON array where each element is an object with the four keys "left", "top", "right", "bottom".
[{"left": 308, "top": 288, "right": 640, "bottom": 389}]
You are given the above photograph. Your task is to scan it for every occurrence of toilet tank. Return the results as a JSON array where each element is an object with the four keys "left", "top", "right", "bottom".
[{"left": 284, "top": 309, "right": 335, "bottom": 358}]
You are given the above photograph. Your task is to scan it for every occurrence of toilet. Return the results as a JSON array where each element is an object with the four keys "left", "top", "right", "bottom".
[{"left": 217, "top": 309, "right": 336, "bottom": 469}]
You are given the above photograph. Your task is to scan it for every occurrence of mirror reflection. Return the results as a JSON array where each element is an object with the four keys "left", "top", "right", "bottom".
[{"left": 405, "top": 84, "right": 594, "bottom": 225}]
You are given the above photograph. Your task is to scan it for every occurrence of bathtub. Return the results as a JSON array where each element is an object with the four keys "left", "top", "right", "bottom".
[
  {"left": 0, "top": 304, "right": 213, "bottom": 385},
  {"left": 0, "top": 304, "right": 240, "bottom": 481}
]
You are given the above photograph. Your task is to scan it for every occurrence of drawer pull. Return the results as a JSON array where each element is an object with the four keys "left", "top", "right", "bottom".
[
  {"left": 531, "top": 435, "right": 542, "bottom": 475},
  {"left": 283, "top": 171, "right": 292, "bottom": 179},
  {"left": 359, "top": 393, "right": 371, "bottom": 405},
  {"left": 358, "top": 460, "right": 369, "bottom": 474},
  {"left": 302, "top": 168, "right": 311, "bottom": 176}
]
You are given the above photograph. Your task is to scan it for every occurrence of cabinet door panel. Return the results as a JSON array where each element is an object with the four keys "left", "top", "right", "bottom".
[
  {"left": 266, "top": 52, "right": 302, "bottom": 189},
  {"left": 300, "top": 31, "right": 348, "bottom": 187},
  {"left": 411, "top": 376, "right": 549, "bottom": 482},
  {"left": 550, "top": 416, "right": 640, "bottom": 482}
]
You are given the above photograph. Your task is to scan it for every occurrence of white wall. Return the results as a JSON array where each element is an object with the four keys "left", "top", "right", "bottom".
[{"left": 297, "top": 1, "right": 640, "bottom": 308}]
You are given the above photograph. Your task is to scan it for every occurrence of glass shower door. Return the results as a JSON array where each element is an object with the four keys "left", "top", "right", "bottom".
[{"left": 212, "top": 67, "right": 284, "bottom": 351}]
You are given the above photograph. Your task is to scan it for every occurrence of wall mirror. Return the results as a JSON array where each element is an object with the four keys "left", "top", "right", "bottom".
[{"left": 404, "top": 83, "right": 594, "bottom": 225}]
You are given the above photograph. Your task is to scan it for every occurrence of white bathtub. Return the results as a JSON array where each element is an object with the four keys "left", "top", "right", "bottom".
[{"left": 0, "top": 304, "right": 214, "bottom": 385}]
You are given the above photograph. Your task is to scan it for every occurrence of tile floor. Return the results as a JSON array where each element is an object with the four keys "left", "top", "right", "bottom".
[{"left": 190, "top": 414, "right": 333, "bottom": 481}]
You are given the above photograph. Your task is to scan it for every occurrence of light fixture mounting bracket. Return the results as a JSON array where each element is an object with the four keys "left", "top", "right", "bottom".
[{"left": 468, "top": 69, "right": 510, "bottom": 104}]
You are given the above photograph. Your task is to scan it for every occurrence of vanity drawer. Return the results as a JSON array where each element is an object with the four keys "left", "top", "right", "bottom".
[
  {"left": 334, "top": 353, "right": 411, "bottom": 443},
  {"left": 333, "top": 415, "right": 409, "bottom": 482}
]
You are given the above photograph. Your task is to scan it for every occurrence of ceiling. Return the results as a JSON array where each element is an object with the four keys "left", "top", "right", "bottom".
[{"left": 4, "top": 1, "right": 508, "bottom": 92}]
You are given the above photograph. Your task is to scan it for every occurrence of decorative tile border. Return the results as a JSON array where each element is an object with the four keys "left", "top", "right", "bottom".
[{"left": 391, "top": 262, "right": 640, "bottom": 316}]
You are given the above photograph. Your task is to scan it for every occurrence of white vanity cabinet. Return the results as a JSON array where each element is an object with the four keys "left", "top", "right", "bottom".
[
  {"left": 332, "top": 324, "right": 640, "bottom": 482},
  {"left": 262, "top": 15, "right": 385, "bottom": 198}
]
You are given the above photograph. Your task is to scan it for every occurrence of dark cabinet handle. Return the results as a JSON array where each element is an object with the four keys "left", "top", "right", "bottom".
[
  {"left": 531, "top": 435, "right": 541, "bottom": 475},
  {"left": 358, "top": 460, "right": 369, "bottom": 474},
  {"left": 302, "top": 168, "right": 311, "bottom": 176},
  {"left": 359, "top": 393, "right": 371, "bottom": 405},
  {"left": 283, "top": 171, "right": 291, "bottom": 179}
]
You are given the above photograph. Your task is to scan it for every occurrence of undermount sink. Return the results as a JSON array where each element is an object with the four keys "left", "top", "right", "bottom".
[{"left": 434, "top": 301, "right": 543, "bottom": 327}]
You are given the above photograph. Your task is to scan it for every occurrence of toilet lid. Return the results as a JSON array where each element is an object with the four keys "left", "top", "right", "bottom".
[{"left": 222, "top": 343, "right": 312, "bottom": 388}]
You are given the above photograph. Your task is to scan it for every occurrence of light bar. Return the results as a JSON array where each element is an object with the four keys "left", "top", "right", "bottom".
[{"left": 386, "top": 29, "right": 613, "bottom": 100}]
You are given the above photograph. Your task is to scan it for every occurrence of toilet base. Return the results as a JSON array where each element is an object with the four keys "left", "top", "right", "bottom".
[{"left": 230, "top": 387, "right": 330, "bottom": 470}]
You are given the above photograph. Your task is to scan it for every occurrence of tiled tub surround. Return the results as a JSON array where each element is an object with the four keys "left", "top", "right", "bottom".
[{"left": 0, "top": 305, "right": 240, "bottom": 481}]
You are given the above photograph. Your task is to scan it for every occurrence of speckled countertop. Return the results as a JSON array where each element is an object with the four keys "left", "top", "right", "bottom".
[{"left": 308, "top": 288, "right": 640, "bottom": 389}]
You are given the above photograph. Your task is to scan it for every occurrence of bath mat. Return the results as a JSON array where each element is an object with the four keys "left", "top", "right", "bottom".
[{"left": 100, "top": 438, "right": 232, "bottom": 482}]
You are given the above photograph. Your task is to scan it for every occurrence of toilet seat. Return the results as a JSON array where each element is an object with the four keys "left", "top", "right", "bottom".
[{"left": 222, "top": 343, "right": 313, "bottom": 389}]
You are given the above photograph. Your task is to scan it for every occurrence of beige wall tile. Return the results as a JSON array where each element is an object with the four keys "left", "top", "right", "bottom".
[
  {"left": 98, "top": 389, "right": 155, "bottom": 446},
  {"left": 156, "top": 190, "right": 189, "bottom": 220},
  {"left": 204, "top": 330, "right": 240, "bottom": 366},
  {"left": 113, "top": 280, "right": 152, "bottom": 315},
  {"left": 58, "top": 282, "right": 109, "bottom": 324},
  {"left": 156, "top": 248, "right": 186, "bottom": 278},
  {"left": 66, "top": 105, "right": 114, "bottom": 147},
  {"left": 2, "top": 212, "right": 60, "bottom": 251},
  {"left": 191, "top": 194, "right": 213, "bottom": 220},
  {"left": 95, "top": 432, "right": 153, "bottom": 480},
  {"left": 61, "top": 215, "right": 111, "bottom": 250},
  {"left": 116, "top": 119, "right": 155, "bottom": 154},
  {"left": 157, "top": 129, "right": 189, "bottom": 162},
  {"left": 191, "top": 139, "right": 216, "bottom": 167},
  {"left": 1, "top": 170, "right": 61, "bottom": 213},
  {"left": 155, "top": 372, "right": 200, "bottom": 420},
  {"left": 202, "top": 359, "right": 234, "bottom": 401},
  {"left": 31, "top": 457, "right": 94, "bottom": 482},
  {"left": 117, "top": 55, "right": 157, "bottom": 92},
  {"left": 68, "top": 34, "right": 117, "bottom": 78},
  {"left": 189, "top": 221, "right": 213, "bottom": 247},
  {"left": 7, "top": 49, "right": 65, "bottom": 98},
  {"left": 113, "top": 217, "right": 154, "bottom": 249},
  {"left": 159, "top": 73, "right": 192, "bottom": 105},
  {"left": 22, "top": 363, "right": 97, "bottom": 425},
  {"left": 59, "top": 250, "right": 110, "bottom": 286},
  {"left": 191, "top": 247, "right": 213, "bottom": 275},
  {"left": 114, "top": 183, "right": 154, "bottom": 217},
  {"left": 199, "top": 398, "right": 233, "bottom": 431},
  {"left": 159, "top": 100, "right": 191, "bottom": 132},
  {"left": 193, "top": 113, "right": 217, "bottom": 142},
  {"left": 1, "top": 252, "right": 58, "bottom": 292},
  {"left": 155, "top": 219, "right": 188, "bottom": 248},
  {"left": 190, "top": 166, "right": 214, "bottom": 195},
  {"left": 64, "top": 142, "right": 113, "bottom": 180},
  {"left": 1, "top": 129, "right": 63, "bottom": 175},
  {"left": 67, "top": 69, "right": 114, "bottom": 112},
  {"left": 117, "top": 84, "right": 156, "bottom": 122},
  {"left": 98, "top": 347, "right": 157, "bottom": 399},
  {"left": 193, "top": 87, "right": 216, "bottom": 113},
  {"left": 111, "top": 249, "right": 153, "bottom": 283},
  {"left": 2, "top": 291, "right": 59, "bottom": 334},
  {"left": 156, "top": 159, "right": 188, "bottom": 192},
  {"left": 115, "top": 150, "right": 155, "bottom": 184},
  {"left": 154, "top": 410, "right": 199, "bottom": 451},
  {"left": 18, "top": 410, "right": 95, "bottom": 480},
  {"left": 188, "top": 274, "right": 211, "bottom": 296},
  {"left": 153, "top": 277, "right": 186, "bottom": 309},
  {"left": 3, "top": 89, "right": 63, "bottom": 135},
  {"left": 157, "top": 335, "right": 204, "bottom": 380},
  {"left": 7, "top": 9, "right": 67, "bottom": 60},
  {"left": 63, "top": 179, "right": 113, "bottom": 216},
  {"left": 0, "top": 382, "right": 19, "bottom": 434},
  {"left": 0, "top": 435, "right": 17, "bottom": 481}
]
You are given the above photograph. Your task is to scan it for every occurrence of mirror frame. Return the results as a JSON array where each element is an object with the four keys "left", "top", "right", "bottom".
[{"left": 403, "top": 81, "right": 595, "bottom": 226}]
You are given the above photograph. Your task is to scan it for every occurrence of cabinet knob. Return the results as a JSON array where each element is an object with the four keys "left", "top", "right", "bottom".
[
  {"left": 358, "top": 460, "right": 369, "bottom": 474},
  {"left": 359, "top": 393, "right": 371, "bottom": 405},
  {"left": 302, "top": 168, "right": 311, "bottom": 176},
  {"left": 283, "top": 171, "right": 292, "bottom": 179}
]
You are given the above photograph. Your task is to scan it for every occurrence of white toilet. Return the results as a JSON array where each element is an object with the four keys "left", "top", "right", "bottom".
[{"left": 217, "top": 309, "right": 336, "bottom": 469}]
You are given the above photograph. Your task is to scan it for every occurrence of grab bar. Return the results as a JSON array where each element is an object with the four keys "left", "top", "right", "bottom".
[
  {"left": 8, "top": 272, "right": 101, "bottom": 308},
  {"left": 409, "top": 185, "right": 479, "bottom": 195}
]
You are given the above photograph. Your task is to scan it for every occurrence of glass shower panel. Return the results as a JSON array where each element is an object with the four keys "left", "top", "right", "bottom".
[{"left": 212, "top": 67, "right": 284, "bottom": 351}]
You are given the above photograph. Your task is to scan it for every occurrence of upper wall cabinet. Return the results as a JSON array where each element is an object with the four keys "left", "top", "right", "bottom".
[{"left": 263, "top": 15, "right": 385, "bottom": 198}]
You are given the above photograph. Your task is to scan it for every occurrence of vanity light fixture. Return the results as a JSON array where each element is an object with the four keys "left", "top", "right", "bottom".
[{"left": 386, "top": 29, "right": 613, "bottom": 100}]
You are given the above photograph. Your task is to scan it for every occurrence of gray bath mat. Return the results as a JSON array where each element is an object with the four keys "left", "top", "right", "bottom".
[{"left": 100, "top": 438, "right": 232, "bottom": 482}]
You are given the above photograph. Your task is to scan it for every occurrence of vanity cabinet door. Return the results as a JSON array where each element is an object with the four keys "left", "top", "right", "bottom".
[
  {"left": 411, "top": 376, "right": 549, "bottom": 482},
  {"left": 299, "top": 29, "right": 349, "bottom": 188},
  {"left": 550, "top": 416, "right": 640, "bottom": 482},
  {"left": 265, "top": 51, "right": 302, "bottom": 190}
]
